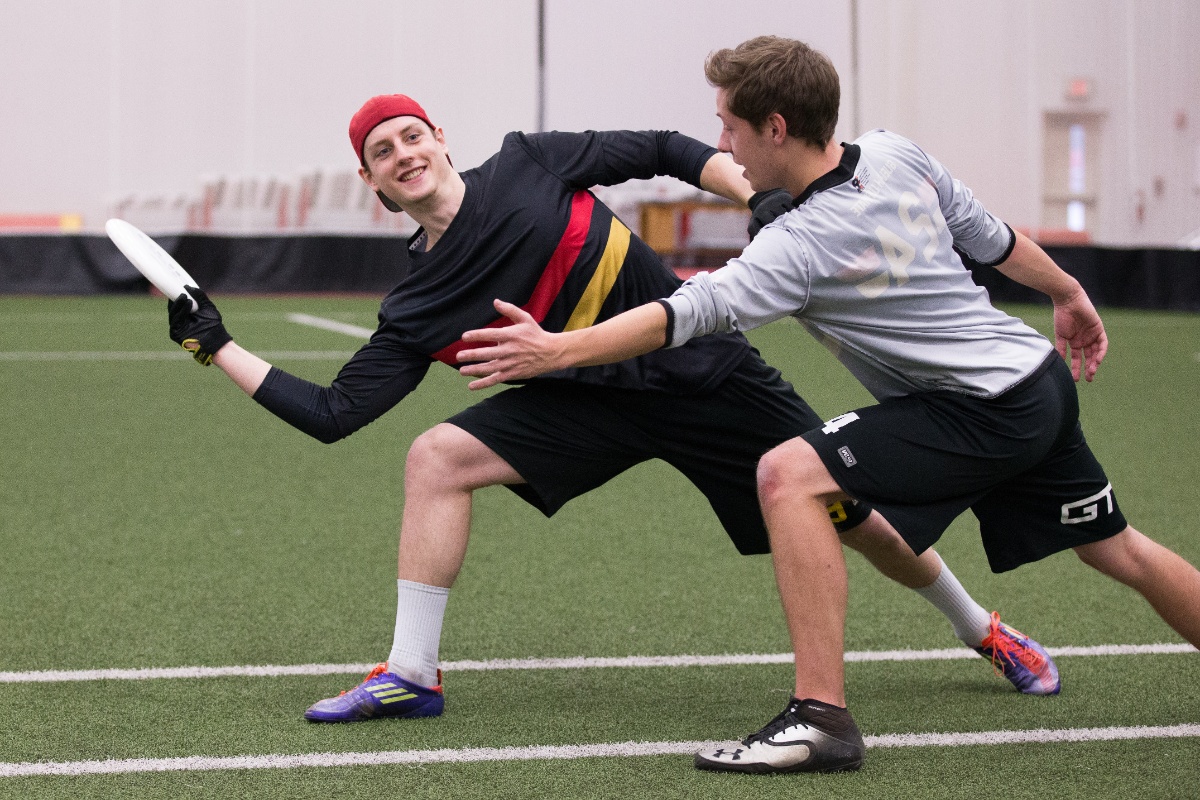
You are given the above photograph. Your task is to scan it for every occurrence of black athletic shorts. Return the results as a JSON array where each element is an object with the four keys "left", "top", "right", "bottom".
[
  {"left": 447, "top": 350, "right": 870, "bottom": 555},
  {"left": 802, "top": 354, "right": 1126, "bottom": 572}
]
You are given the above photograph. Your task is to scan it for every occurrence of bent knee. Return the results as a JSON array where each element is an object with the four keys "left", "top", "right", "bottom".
[
  {"left": 406, "top": 424, "right": 487, "bottom": 479},
  {"left": 757, "top": 437, "right": 840, "bottom": 504},
  {"left": 406, "top": 423, "right": 521, "bottom": 492}
]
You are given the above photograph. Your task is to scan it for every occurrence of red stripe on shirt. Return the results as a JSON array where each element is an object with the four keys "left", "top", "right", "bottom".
[{"left": 432, "top": 191, "right": 595, "bottom": 365}]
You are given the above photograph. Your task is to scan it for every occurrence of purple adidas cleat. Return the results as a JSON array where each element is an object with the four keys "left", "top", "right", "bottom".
[{"left": 304, "top": 663, "right": 444, "bottom": 722}]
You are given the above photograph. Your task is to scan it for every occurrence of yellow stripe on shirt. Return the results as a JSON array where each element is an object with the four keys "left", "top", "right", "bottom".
[{"left": 563, "top": 217, "right": 631, "bottom": 331}]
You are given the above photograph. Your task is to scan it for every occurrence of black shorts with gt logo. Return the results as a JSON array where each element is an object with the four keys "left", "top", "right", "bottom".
[{"left": 802, "top": 354, "right": 1127, "bottom": 572}]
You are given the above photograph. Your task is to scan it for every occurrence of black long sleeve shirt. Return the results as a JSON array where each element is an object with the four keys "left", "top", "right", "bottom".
[{"left": 253, "top": 130, "right": 750, "bottom": 443}]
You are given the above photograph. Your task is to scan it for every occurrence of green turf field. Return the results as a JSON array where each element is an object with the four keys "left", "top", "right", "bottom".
[{"left": 1, "top": 296, "right": 1197, "bottom": 799}]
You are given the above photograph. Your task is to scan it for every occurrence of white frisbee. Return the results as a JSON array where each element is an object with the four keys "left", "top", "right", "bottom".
[{"left": 105, "top": 218, "right": 199, "bottom": 312}]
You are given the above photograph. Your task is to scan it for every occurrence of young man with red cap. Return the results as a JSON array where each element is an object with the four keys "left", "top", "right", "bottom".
[{"left": 166, "top": 93, "right": 1060, "bottom": 728}]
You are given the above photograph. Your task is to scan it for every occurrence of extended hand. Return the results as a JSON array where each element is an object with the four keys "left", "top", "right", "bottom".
[
  {"left": 1053, "top": 288, "right": 1107, "bottom": 382},
  {"left": 167, "top": 286, "right": 232, "bottom": 366},
  {"left": 457, "top": 301, "right": 565, "bottom": 390}
]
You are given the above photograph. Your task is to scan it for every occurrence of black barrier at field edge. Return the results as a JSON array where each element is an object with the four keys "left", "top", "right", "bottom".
[
  {"left": 0, "top": 234, "right": 412, "bottom": 296},
  {"left": 1, "top": 234, "right": 1198, "bottom": 311},
  {"left": 964, "top": 245, "right": 1200, "bottom": 312}
]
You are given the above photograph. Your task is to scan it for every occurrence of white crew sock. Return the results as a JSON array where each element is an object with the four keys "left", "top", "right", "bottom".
[
  {"left": 387, "top": 579, "right": 450, "bottom": 687},
  {"left": 913, "top": 557, "right": 993, "bottom": 647}
]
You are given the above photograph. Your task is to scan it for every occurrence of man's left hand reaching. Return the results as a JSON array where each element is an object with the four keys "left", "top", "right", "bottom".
[
  {"left": 457, "top": 301, "right": 565, "bottom": 389},
  {"left": 1052, "top": 288, "right": 1107, "bottom": 382}
]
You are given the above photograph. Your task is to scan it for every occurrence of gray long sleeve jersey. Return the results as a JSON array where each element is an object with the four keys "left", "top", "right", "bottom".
[{"left": 663, "top": 129, "right": 1054, "bottom": 402}]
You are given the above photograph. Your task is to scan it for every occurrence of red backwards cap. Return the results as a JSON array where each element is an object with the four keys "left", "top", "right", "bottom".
[
  {"left": 349, "top": 94, "right": 437, "bottom": 213},
  {"left": 349, "top": 94, "right": 435, "bottom": 165}
]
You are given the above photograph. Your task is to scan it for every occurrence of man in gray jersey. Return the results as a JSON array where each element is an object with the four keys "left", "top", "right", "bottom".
[{"left": 457, "top": 35, "right": 1200, "bottom": 775}]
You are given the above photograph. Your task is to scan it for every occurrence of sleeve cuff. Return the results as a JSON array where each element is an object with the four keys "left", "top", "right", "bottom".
[
  {"left": 654, "top": 299, "right": 676, "bottom": 348},
  {"left": 975, "top": 223, "right": 1017, "bottom": 267}
]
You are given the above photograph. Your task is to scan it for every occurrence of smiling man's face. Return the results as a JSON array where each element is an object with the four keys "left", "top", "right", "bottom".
[{"left": 359, "top": 116, "right": 453, "bottom": 211}]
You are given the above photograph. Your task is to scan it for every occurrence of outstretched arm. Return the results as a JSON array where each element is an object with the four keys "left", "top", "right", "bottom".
[
  {"left": 167, "top": 290, "right": 429, "bottom": 442},
  {"left": 213, "top": 343, "right": 273, "bottom": 396},
  {"left": 457, "top": 300, "right": 668, "bottom": 390},
  {"left": 698, "top": 150, "right": 802, "bottom": 243},
  {"left": 994, "top": 230, "right": 1108, "bottom": 382},
  {"left": 699, "top": 152, "right": 754, "bottom": 206},
  {"left": 168, "top": 288, "right": 272, "bottom": 395}
]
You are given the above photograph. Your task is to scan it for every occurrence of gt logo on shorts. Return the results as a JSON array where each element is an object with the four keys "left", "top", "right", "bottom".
[{"left": 1061, "top": 483, "right": 1115, "bottom": 524}]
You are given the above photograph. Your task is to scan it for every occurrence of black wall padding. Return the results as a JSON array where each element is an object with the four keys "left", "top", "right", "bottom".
[
  {"left": 966, "top": 246, "right": 1200, "bottom": 312},
  {"left": 2, "top": 234, "right": 1197, "bottom": 311},
  {"left": 0, "top": 234, "right": 411, "bottom": 295}
]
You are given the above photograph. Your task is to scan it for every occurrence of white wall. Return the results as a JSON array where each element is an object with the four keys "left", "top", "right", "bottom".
[
  {"left": 0, "top": 0, "right": 850, "bottom": 231},
  {"left": 1, "top": 0, "right": 1196, "bottom": 245},
  {"left": 0, "top": 0, "right": 539, "bottom": 226},
  {"left": 543, "top": 1, "right": 851, "bottom": 145},
  {"left": 858, "top": 0, "right": 1200, "bottom": 245}
]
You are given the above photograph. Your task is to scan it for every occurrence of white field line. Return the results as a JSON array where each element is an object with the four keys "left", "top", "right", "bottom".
[
  {"left": 0, "top": 351, "right": 191, "bottom": 361},
  {"left": 0, "top": 312, "right": 369, "bottom": 362},
  {"left": 1, "top": 643, "right": 1194, "bottom": 685},
  {"left": 2, "top": 724, "right": 1198, "bottom": 777},
  {"left": 286, "top": 312, "right": 373, "bottom": 339},
  {"left": 0, "top": 350, "right": 355, "bottom": 362}
]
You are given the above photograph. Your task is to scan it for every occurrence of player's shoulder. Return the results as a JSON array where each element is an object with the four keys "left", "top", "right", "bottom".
[
  {"left": 460, "top": 131, "right": 545, "bottom": 187},
  {"left": 502, "top": 129, "right": 589, "bottom": 174},
  {"left": 496, "top": 130, "right": 535, "bottom": 161},
  {"left": 854, "top": 128, "right": 922, "bottom": 156},
  {"left": 488, "top": 130, "right": 552, "bottom": 163},
  {"left": 506, "top": 129, "right": 591, "bottom": 155},
  {"left": 854, "top": 129, "right": 939, "bottom": 178}
]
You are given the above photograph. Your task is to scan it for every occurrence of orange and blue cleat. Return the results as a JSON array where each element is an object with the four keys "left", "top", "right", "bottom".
[{"left": 975, "top": 612, "right": 1061, "bottom": 695}]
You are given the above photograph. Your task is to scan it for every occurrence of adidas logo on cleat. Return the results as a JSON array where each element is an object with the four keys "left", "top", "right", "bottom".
[
  {"left": 369, "top": 683, "right": 420, "bottom": 704},
  {"left": 303, "top": 664, "right": 445, "bottom": 723}
]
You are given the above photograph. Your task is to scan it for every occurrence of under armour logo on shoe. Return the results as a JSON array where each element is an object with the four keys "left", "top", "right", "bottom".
[{"left": 712, "top": 748, "right": 744, "bottom": 760}]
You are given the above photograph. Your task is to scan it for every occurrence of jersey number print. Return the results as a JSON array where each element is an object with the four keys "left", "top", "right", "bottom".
[{"left": 849, "top": 184, "right": 948, "bottom": 299}]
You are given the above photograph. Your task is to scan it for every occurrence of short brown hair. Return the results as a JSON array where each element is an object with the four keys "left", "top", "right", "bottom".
[{"left": 704, "top": 36, "right": 841, "bottom": 148}]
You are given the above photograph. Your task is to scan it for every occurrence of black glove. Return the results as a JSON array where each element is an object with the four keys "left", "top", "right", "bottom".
[
  {"left": 747, "top": 189, "right": 794, "bottom": 240},
  {"left": 168, "top": 286, "right": 232, "bottom": 366}
]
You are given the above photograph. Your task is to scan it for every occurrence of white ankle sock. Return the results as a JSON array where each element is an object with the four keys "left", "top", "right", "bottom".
[
  {"left": 913, "top": 559, "right": 993, "bottom": 647},
  {"left": 387, "top": 579, "right": 449, "bottom": 687}
]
